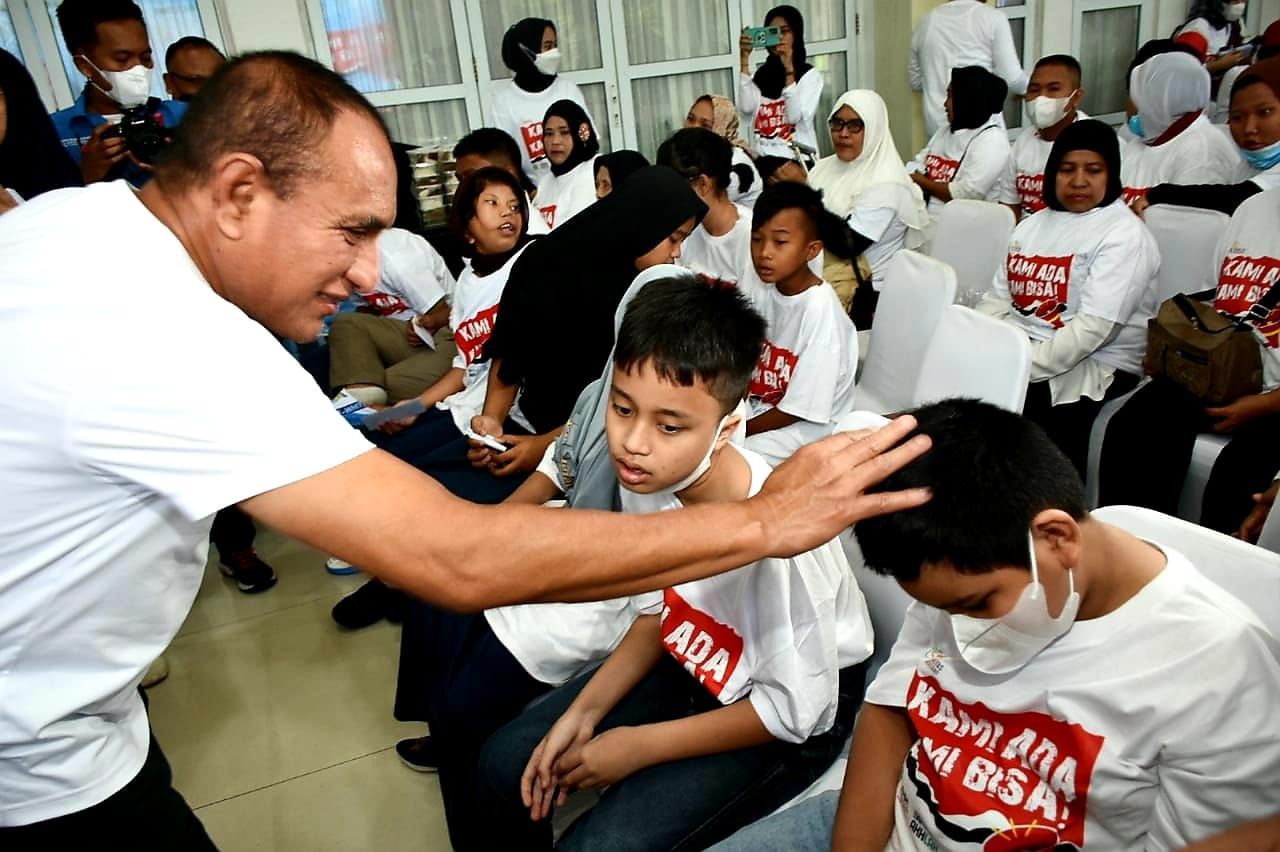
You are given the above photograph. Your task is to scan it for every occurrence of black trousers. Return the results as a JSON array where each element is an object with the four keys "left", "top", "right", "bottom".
[
  {"left": 1021, "top": 371, "right": 1141, "bottom": 479},
  {"left": 0, "top": 733, "right": 216, "bottom": 851},
  {"left": 209, "top": 505, "right": 255, "bottom": 554}
]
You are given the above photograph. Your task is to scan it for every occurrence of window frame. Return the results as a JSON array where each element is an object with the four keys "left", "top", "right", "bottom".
[{"left": 997, "top": 0, "right": 1039, "bottom": 137}]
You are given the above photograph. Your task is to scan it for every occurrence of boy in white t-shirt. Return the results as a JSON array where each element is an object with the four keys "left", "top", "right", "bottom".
[
  {"left": 475, "top": 274, "right": 872, "bottom": 852},
  {"left": 718, "top": 398, "right": 1280, "bottom": 852},
  {"left": 741, "top": 182, "right": 857, "bottom": 466}
]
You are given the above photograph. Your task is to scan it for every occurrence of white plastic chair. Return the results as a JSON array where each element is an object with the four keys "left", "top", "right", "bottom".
[
  {"left": 1093, "top": 505, "right": 1280, "bottom": 636},
  {"left": 855, "top": 251, "right": 957, "bottom": 414},
  {"left": 1144, "top": 204, "right": 1229, "bottom": 304},
  {"left": 928, "top": 200, "right": 1015, "bottom": 303},
  {"left": 912, "top": 305, "right": 1032, "bottom": 413}
]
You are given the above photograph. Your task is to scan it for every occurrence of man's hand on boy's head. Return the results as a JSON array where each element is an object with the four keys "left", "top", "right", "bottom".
[{"left": 753, "top": 416, "right": 932, "bottom": 557}]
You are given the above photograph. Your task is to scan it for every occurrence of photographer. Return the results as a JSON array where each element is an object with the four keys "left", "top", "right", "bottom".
[{"left": 48, "top": 0, "right": 186, "bottom": 186}]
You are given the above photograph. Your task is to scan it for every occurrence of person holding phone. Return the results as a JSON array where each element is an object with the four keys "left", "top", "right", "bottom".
[{"left": 737, "top": 5, "right": 823, "bottom": 162}]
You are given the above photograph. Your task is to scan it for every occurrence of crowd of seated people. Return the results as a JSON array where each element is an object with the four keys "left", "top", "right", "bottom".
[{"left": 4, "top": 0, "right": 1280, "bottom": 849}]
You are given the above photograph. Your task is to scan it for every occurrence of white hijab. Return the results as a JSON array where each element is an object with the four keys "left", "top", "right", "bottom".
[
  {"left": 808, "top": 90, "right": 929, "bottom": 247},
  {"left": 1130, "top": 51, "right": 1211, "bottom": 144}
]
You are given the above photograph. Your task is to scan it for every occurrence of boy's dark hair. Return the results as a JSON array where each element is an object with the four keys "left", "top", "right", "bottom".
[
  {"left": 453, "top": 127, "right": 535, "bottom": 193},
  {"left": 1033, "top": 54, "right": 1083, "bottom": 87},
  {"left": 751, "top": 180, "right": 854, "bottom": 260},
  {"left": 613, "top": 275, "right": 766, "bottom": 414},
  {"left": 656, "top": 127, "right": 733, "bottom": 194},
  {"left": 164, "top": 35, "right": 223, "bottom": 68},
  {"left": 57, "top": 0, "right": 144, "bottom": 55},
  {"left": 449, "top": 166, "right": 529, "bottom": 249},
  {"left": 854, "top": 398, "right": 1088, "bottom": 582},
  {"left": 154, "top": 51, "right": 388, "bottom": 200}
]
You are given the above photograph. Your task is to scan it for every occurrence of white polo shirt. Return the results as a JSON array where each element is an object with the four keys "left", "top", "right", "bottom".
[{"left": 0, "top": 182, "right": 372, "bottom": 825}]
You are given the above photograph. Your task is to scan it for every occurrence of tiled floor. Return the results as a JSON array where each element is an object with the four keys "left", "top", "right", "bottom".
[{"left": 145, "top": 529, "right": 452, "bottom": 851}]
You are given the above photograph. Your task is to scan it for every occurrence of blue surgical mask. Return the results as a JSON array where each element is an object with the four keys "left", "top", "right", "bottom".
[
  {"left": 1127, "top": 114, "right": 1145, "bottom": 138},
  {"left": 1241, "top": 138, "right": 1280, "bottom": 171}
]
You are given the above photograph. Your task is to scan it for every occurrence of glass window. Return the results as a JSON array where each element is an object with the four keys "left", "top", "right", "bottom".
[
  {"left": 624, "top": 0, "right": 728, "bottom": 64},
  {"left": 579, "top": 80, "right": 611, "bottom": 152},
  {"left": 45, "top": 0, "right": 206, "bottom": 100},
  {"left": 812, "top": 52, "right": 847, "bottom": 158},
  {"left": 1003, "top": 17, "right": 1026, "bottom": 130},
  {"left": 1079, "top": 6, "right": 1140, "bottom": 117},
  {"left": 1, "top": 1, "right": 22, "bottom": 63},
  {"left": 751, "top": 0, "right": 845, "bottom": 42},
  {"left": 479, "top": 0, "right": 603, "bottom": 80},
  {"left": 319, "top": 0, "right": 462, "bottom": 93},
  {"left": 631, "top": 68, "right": 734, "bottom": 158},
  {"left": 378, "top": 98, "right": 470, "bottom": 150}
]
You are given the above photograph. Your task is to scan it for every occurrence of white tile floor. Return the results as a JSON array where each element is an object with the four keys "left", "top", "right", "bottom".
[{"left": 145, "top": 529, "right": 453, "bottom": 851}]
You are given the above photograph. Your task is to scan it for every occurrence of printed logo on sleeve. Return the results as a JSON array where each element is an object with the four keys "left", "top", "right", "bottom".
[
  {"left": 926, "top": 154, "right": 961, "bottom": 184},
  {"left": 661, "top": 588, "right": 744, "bottom": 699},
  {"left": 1016, "top": 173, "right": 1046, "bottom": 214},
  {"left": 520, "top": 121, "right": 545, "bottom": 162},
  {"left": 754, "top": 100, "right": 794, "bottom": 140},
  {"left": 1006, "top": 252, "right": 1073, "bottom": 329},
  {"left": 454, "top": 303, "right": 500, "bottom": 366},
  {"left": 749, "top": 339, "right": 799, "bottom": 406},
  {"left": 902, "top": 673, "right": 1104, "bottom": 851},
  {"left": 539, "top": 205, "right": 557, "bottom": 229},
  {"left": 362, "top": 291, "right": 412, "bottom": 317},
  {"left": 1217, "top": 253, "right": 1280, "bottom": 347}
]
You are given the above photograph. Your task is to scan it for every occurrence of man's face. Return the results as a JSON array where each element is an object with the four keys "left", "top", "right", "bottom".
[
  {"left": 1026, "top": 63, "right": 1080, "bottom": 108},
  {"left": 164, "top": 45, "right": 224, "bottom": 100},
  {"left": 76, "top": 18, "right": 152, "bottom": 86},
  {"left": 606, "top": 359, "right": 729, "bottom": 494},
  {"left": 218, "top": 110, "right": 397, "bottom": 342}
]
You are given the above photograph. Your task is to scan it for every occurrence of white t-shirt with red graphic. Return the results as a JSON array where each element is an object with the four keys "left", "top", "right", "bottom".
[
  {"left": 533, "top": 157, "right": 598, "bottom": 231},
  {"left": 1211, "top": 187, "right": 1280, "bottom": 390},
  {"left": 489, "top": 77, "right": 592, "bottom": 186},
  {"left": 353, "top": 228, "right": 454, "bottom": 320},
  {"left": 436, "top": 244, "right": 534, "bottom": 433},
  {"left": 738, "top": 70, "right": 824, "bottom": 160},
  {"left": 995, "top": 112, "right": 1090, "bottom": 217},
  {"left": 1119, "top": 114, "right": 1242, "bottom": 204},
  {"left": 624, "top": 445, "right": 873, "bottom": 743},
  {"left": 909, "top": 122, "right": 1012, "bottom": 217},
  {"left": 678, "top": 203, "right": 753, "bottom": 287},
  {"left": 989, "top": 200, "right": 1159, "bottom": 376},
  {"left": 865, "top": 545, "right": 1280, "bottom": 852}
]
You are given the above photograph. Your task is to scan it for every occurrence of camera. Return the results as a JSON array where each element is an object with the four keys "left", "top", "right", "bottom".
[{"left": 103, "top": 97, "right": 173, "bottom": 165}]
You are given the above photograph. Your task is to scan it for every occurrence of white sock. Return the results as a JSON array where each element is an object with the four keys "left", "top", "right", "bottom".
[{"left": 343, "top": 385, "right": 387, "bottom": 406}]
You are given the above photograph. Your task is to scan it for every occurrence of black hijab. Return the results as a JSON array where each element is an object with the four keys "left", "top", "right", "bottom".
[
  {"left": 0, "top": 49, "right": 81, "bottom": 200},
  {"left": 482, "top": 166, "right": 707, "bottom": 432},
  {"left": 949, "top": 66, "right": 1008, "bottom": 131},
  {"left": 502, "top": 18, "right": 556, "bottom": 93},
  {"left": 1043, "top": 119, "right": 1123, "bottom": 212},
  {"left": 593, "top": 150, "right": 649, "bottom": 191},
  {"left": 544, "top": 99, "right": 599, "bottom": 177},
  {"left": 752, "top": 5, "right": 813, "bottom": 100}
]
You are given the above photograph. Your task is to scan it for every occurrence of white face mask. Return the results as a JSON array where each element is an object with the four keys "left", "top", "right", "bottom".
[
  {"left": 948, "top": 531, "right": 1080, "bottom": 676},
  {"left": 533, "top": 47, "right": 562, "bottom": 77},
  {"left": 616, "top": 404, "right": 745, "bottom": 514},
  {"left": 1025, "top": 91, "right": 1077, "bottom": 131},
  {"left": 80, "top": 56, "right": 152, "bottom": 108},
  {"left": 1223, "top": 2, "right": 1246, "bottom": 23}
]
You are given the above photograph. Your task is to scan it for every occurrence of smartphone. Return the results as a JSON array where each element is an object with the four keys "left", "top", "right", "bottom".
[
  {"left": 464, "top": 428, "right": 511, "bottom": 453},
  {"left": 744, "top": 25, "right": 781, "bottom": 48}
]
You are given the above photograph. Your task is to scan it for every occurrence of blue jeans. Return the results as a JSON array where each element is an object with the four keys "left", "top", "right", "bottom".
[
  {"left": 704, "top": 790, "right": 839, "bottom": 851},
  {"left": 476, "top": 657, "right": 866, "bottom": 852}
]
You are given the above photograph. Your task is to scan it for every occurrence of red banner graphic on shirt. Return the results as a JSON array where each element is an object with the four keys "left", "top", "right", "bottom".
[
  {"left": 661, "top": 588, "right": 744, "bottom": 699},
  {"left": 1122, "top": 186, "right": 1149, "bottom": 206},
  {"left": 1016, "top": 173, "right": 1046, "bottom": 214},
  {"left": 1217, "top": 253, "right": 1280, "bottom": 348},
  {"left": 539, "top": 205, "right": 557, "bottom": 229},
  {"left": 521, "top": 121, "right": 545, "bottom": 162},
  {"left": 749, "top": 339, "right": 799, "bottom": 406},
  {"left": 754, "top": 100, "right": 794, "bottom": 140},
  {"left": 926, "top": 154, "right": 960, "bottom": 183},
  {"left": 904, "top": 672, "right": 1104, "bottom": 851},
  {"left": 1006, "top": 253, "right": 1072, "bottom": 329},
  {"left": 362, "top": 291, "right": 411, "bottom": 317},
  {"left": 454, "top": 303, "right": 499, "bottom": 366}
]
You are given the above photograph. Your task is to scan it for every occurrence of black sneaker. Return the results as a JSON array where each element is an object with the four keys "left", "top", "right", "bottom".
[
  {"left": 332, "top": 579, "right": 404, "bottom": 629},
  {"left": 218, "top": 549, "right": 278, "bottom": 594},
  {"left": 395, "top": 736, "right": 439, "bottom": 772}
]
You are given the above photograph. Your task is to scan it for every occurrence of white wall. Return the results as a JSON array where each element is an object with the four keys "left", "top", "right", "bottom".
[{"left": 213, "top": 0, "right": 313, "bottom": 56}]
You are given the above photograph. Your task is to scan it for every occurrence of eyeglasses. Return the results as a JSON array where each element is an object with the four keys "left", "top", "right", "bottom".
[{"left": 828, "top": 118, "right": 864, "bottom": 134}]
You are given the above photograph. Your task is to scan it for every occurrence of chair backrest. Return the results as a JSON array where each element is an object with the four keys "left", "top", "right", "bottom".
[
  {"left": 928, "top": 200, "right": 1016, "bottom": 301},
  {"left": 1093, "top": 505, "right": 1280, "bottom": 636},
  {"left": 858, "top": 250, "right": 957, "bottom": 413},
  {"left": 1143, "top": 204, "right": 1230, "bottom": 304},
  {"left": 912, "top": 305, "right": 1032, "bottom": 413}
]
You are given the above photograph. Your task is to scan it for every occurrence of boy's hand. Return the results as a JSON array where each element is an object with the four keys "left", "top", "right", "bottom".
[
  {"left": 468, "top": 414, "right": 505, "bottom": 469},
  {"left": 1236, "top": 480, "right": 1280, "bottom": 543},
  {"left": 488, "top": 433, "right": 547, "bottom": 477},
  {"left": 1205, "top": 392, "right": 1278, "bottom": 433},
  {"left": 557, "top": 726, "right": 646, "bottom": 790},
  {"left": 405, "top": 319, "right": 425, "bottom": 348},
  {"left": 520, "top": 708, "right": 597, "bottom": 821}
]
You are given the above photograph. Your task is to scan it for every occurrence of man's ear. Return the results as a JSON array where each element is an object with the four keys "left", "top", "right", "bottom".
[
  {"left": 208, "top": 152, "right": 270, "bottom": 241},
  {"left": 73, "top": 55, "right": 108, "bottom": 91},
  {"left": 1070, "top": 87, "right": 1087, "bottom": 110}
]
